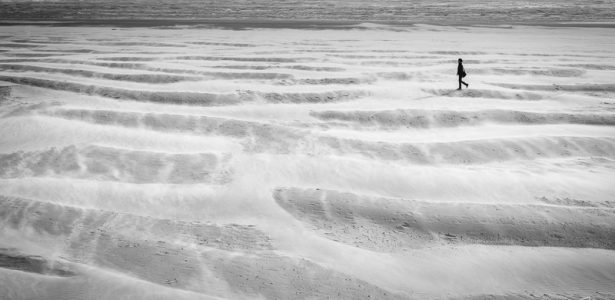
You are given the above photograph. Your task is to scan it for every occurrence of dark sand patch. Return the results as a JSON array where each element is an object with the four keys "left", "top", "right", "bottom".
[{"left": 0, "top": 248, "right": 76, "bottom": 277}]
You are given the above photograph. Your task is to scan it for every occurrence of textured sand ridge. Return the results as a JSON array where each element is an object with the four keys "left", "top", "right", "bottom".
[
  {"left": 274, "top": 187, "right": 615, "bottom": 251},
  {"left": 0, "top": 24, "right": 614, "bottom": 299}
]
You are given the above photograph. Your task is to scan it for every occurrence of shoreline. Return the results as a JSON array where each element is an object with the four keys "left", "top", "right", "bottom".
[{"left": 1, "top": 19, "right": 615, "bottom": 29}]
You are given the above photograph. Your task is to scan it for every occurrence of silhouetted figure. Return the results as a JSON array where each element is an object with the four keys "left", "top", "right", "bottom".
[{"left": 457, "top": 58, "right": 469, "bottom": 90}]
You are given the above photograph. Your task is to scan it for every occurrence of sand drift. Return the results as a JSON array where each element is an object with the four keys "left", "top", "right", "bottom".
[{"left": 0, "top": 25, "right": 614, "bottom": 300}]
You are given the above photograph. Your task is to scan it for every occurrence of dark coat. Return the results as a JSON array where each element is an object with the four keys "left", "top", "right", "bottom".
[{"left": 457, "top": 63, "right": 466, "bottom": 77}]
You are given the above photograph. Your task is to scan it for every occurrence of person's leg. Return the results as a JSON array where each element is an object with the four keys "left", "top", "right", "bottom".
[
  {"left": 458, "top": 76, "right": 462, "bottom": 89},
  {"left": 462, "top": 79, "right": 468, "bottom": 88}
]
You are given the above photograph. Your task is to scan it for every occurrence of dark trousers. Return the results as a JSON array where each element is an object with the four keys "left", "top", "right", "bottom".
[{"left": 458, "top": 75, "right": 468, "bottom": 89}]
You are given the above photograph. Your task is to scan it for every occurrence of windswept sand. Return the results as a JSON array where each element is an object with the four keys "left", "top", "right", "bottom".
[{"left": 0, "top": 24, "right": 614, "bottom": 299}]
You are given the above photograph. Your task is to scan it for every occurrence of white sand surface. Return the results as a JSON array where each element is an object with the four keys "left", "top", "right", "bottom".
[{"left": 0, "top": 24, "right": 614, "bottom": 299}]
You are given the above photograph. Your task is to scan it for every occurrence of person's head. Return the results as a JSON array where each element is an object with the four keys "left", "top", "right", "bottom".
[{"left": 458, "top": 58, "right": 463, "bottom": 63}]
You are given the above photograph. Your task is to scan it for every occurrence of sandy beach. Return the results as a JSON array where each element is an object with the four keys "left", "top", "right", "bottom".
[{"left": 0, "top": 23, "right": 614, "bottom": 299}]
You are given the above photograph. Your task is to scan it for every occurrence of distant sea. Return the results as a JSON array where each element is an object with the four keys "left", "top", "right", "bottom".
[{"left": 1, "top": 0, "right": 615, "bottom": 27}]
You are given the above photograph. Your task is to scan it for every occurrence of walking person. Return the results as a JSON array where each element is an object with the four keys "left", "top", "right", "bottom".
[{"left": 457, "top": 58, "right": 469, "bottom": 90}]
